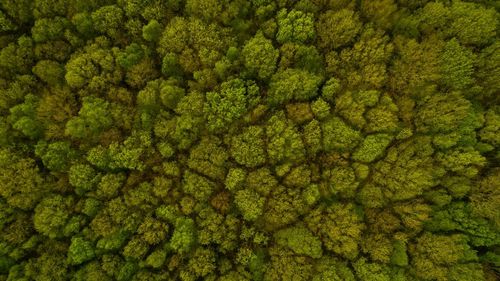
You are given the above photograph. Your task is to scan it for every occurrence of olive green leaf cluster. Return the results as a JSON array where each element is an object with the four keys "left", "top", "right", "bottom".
[{"left": 0, "top": 0, "right": 498, "bottom": 281}]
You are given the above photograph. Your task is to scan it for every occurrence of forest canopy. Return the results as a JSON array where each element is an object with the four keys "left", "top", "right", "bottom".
[{"left": 0, "top": 0, "right": 499, "bottom": 280}]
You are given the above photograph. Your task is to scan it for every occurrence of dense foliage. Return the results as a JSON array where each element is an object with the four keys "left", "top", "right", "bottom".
[{"left": 0, "top": 0, "right": 499, "bottom": 280}]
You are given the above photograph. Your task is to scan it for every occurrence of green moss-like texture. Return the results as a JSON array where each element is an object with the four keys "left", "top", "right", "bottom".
[{"left": 0, "top": 0, "right": 499, "bottom": 280}]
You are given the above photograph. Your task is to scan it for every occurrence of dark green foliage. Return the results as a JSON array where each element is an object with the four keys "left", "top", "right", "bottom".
[
  {"left": 142, "top": 20, "right": 162, "bottom": 42},
  {"left": 0, "top": 1, "right": 498, "bottom": 280},
  {"left": 117, "top": 43, "right": 144, "bottom": 69}
]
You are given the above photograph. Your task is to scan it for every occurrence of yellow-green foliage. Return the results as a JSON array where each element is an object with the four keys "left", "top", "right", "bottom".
[{"left": 0, "top": 1, "right": 498, "bottom": 280}]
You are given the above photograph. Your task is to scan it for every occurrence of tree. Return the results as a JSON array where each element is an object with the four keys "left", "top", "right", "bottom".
[
  {"left": 67, "top": 237, "right": 96, "bottom": 265},
  {"left": 416, "top": 92, "right": 468, "bottom": 133},
  {"left": 278, "top": 43, "right": 324, "bottom": 74},
  {"left": 266, "top": 111, "right": 306, "bottom": 165},
  {"left": 145, "top": 249, "right": 167, "bottom": 269},
  {"left": 274, "top": 226, "right": 323, "bottom": 258},
  {"left": 69, "top": 164, "right": 101, "bottom": 195},
  {"left": 305, "top": 203, "right": 365, "bottom": 259},
  {"left": 86, "top": 131, "right": 152, "bottom": 171},
  {"left": 235, "top": 189, "right": 265, "bottom": 221},
  {"left": 333, "top": 89, "right": 381, "bottom": 129},
  {"left": 313, "top": 257, "right": 355, "bottom": 281},
  {"left": 170, "top": 217, "right": 197, "bottom": 254},
  {"left": 95, "top": 173, "right": 126, "bottom": 200},
  {"left": 35, "top": 140, "right": 77, "bottom": 172},
  {"left": 475, "top": 42, "right": 500, "bottom": 102},
  {"left": 91, "top": 5, "right": 124, "bottom": 39},
  {"left": 352, "top": 134, "right": 393, "bottom": 163},
  {"left": 32, "top": 60, "right": 65, "bottom": 85},
  {"left": 0, "top": 1, "right": 498, "bottom": 279},
  {"left": 245, "top": 168, "right": 278, "bottom": 196},
  {"left": 440, "top": 38, "right": 475, "bottom": 90},
  {"left": 8, "top": 93, "right": 44, "bottom": 139},
  {"left": 448, "top": 1, "right": 497, "bottom": 46},
  {"left": 359, "top": 137, "right": 441, "bottom": 205},
  {"left": 310, "top": 98, "right": 330, "bottom": 119},
  {"left": 321, "top": 116, "right": 362, "bottom": 152},
  {"left": 322, "top": 166, "right": 359, "bottom": 199},
  {"left": 188, "top": 136, "right": 228, "bottom": 180},
  {"left": 204, "top": 79, "right": 260, "bottom": 132},
  {"left": 316, "top": 9, "right": 362, "bottom": 50},
  {"left": 390, "top": 36, "right": 442, "bottom": 95},
  {"left": 0, "top": 36, "right": 34, "bottom": 78},
  {"left": 364, "top": 94, "right": 400, "bottom": 134},
  {"left": 0, "top": 0, "right": 33, "bottom": 25},
  {"left": 264, "top": 185, "right": 306, "bottom": 230},
  {"left": 182, "top": 170, "right": 216, "bottom": 202},
  {"left": 242, "top": 32, "right": 279, "bottom": 80},
  {"left": 65, "top": 96, "right": 113, "bottom": 140},
  {"left": 33, "top": 195, "right": 72, "bottom": 238},
  {"left": 123, "top": 236, "right": 149, "bottom": 260},
  {"left": 390, "top": 240, "right": 409, "bottom": 267},
  {"left": 230, "top": 126, "right": 267, "bottom": 168},
  {"left": 276, "top": 9, "right": 315, "bottom": 44},
  {"left": 157, "top": 17, "right": 231, "bottom": 74},
  {"left": 283, "top": 165, "right": 311, "bottom": 188},
  {"left": 71, "top": 12, "right": 95, "bottom": 37},
  {"left": 409, "top": 233, "right": 483, "bottom": 281},
  {"left": 225, "top": 168, "right": 247, "bottom": 191},
  {"left": 352, "top": 257, "right": 393, "bottom": 281},
  {"left": 264, "top": 246, "right": 315, "bottom": 281},
  {"left": 142, "top": 19, "right": 162, "bottom": 42},
  {"left": 185, "top": 0, "right": 222, "bottom": 22},
  {"left": 303, "top": 119, "right": 322, "bottom": 156},
  {"left": 0, "top": 10, "right": 17, "bottom": 32},
  {"left": 361, "top": 0, "right": 397, "bottom": 30},
  {"left": 185, "top": 247, "right": 216, "bottom": 278},
  {"left": 424, "top": 202, "right": 499, "bottom": 248},
  {"left": 64, "top": 38, "right": 123, "bottom": 91},
  {"left": 31, "top": 17, "right": 68, "bottom": 43},
  {"left": 164, "top": 91, "right": 206, "bottom": 150},
  {"left": 267, "top": 68, "right": 322, "bottom": 105},
  {"left": 334, "top": 27, "right": 394, "bottom": 90},
  {"left": 0, "top": 148, "right": 45, "bottom": 210},
  {"left": 196, "top": 206, "right": 239, "bottom": 253},
  {"left": 117, "top": 43, "right": 144, "bottom": 69},
  {"left": 470, "top": 169, "right": 500, "bottom": 227}
]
